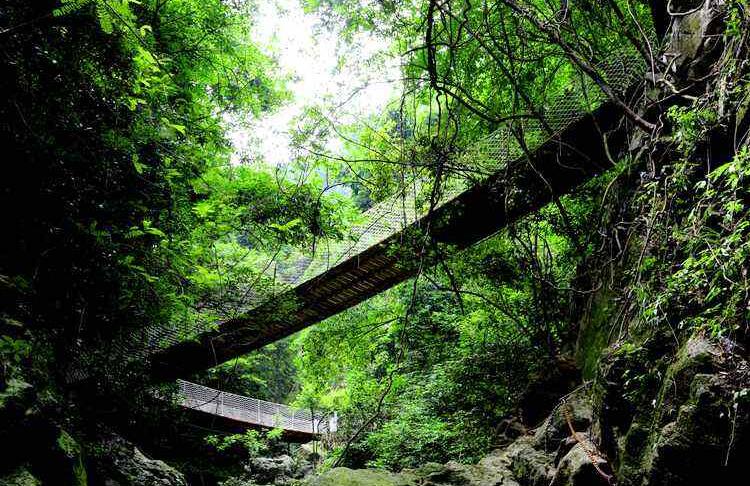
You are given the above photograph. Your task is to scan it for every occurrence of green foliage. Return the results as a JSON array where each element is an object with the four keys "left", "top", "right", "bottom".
[
  {"left": 650, "top": 146, "right": 750, "bottom": 337},
  {"left": 54, "top": 0, "right": 138, "bottom": 35},
  {"left": 726, "top": 0, "right": 749, "bottom": 38},
  {"left": 266, "top": 427, "right": 284, "bottom": 441},
  {"left": 0, "top": 467, "right": 41, "bottom": 486},
  {"left": 57, "top": 430, "right": 88, "bottom": 486},
  {"left": 667, "top": 105, "right": 718, "bottom": 156},
  {"left": 293, "top": 188, "right": 594, "bottom": 467},
  {"left": 0, "top": 0, "right": 348, "bottom": 386},
  {"left": 205, "top": 429, "right": 268, "bottom": 457},
  {"left": 0, "top": 336, "right": 31, "bottom": 365},
  {"left": 202, "top": 340, "right": 300, "bottom": 402},
  {"left": 53, "top": 0, "right": 96, "bottom": 17},
  {"left": 56, "top": 430, "right": 80, "bottom": 457},
  {"left": 365, "top": 388, "right": 494, "bottom": 469},
  {"left": 0, "top": 333, "right": 33, "bottom": 408}
]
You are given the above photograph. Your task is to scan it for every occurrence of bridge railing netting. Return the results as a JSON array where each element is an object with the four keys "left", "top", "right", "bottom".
[{"left": 177, "top": 380, "right": 333, "bottom": 434}]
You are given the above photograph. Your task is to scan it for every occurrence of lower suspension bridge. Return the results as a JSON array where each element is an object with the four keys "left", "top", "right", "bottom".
[{"left": 176, "top": 380, "right": 337, "bottom": 442}]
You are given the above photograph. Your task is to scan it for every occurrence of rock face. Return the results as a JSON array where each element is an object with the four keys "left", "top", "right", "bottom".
[
  {"left": 595, "top": 335, "right": 750, "bottom": 485},
  {"left": 220, "top": 452, "right": 317, "bottom": 486},
  {"left": 246, "top": 455, "right": 295, "bottom": 483},
  {"left": 308, "top": 391, "right": 605, "bottom": 486},
  {"left": 667, "top": 0, "right": 728, "bottom": 77},
  {"left": 310, "top": 336, "right": 749, "bottom": 486},
  {"left": 90, "top": 433, "right": 187, "bottom": 486}
]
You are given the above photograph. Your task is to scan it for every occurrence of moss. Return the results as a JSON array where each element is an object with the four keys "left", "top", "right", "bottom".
[
  {"left": 0, "top": 467, "right": 41, "bottom": 486},
  {"left": 56, "top": 430, "right": 88, "bottom": 486},
  {"left": 652, "top": 335, "right": 719, "bottom": 425},
  {"left": 307, "top": 468, "right": 414, "bottom": 486},
  {"left": 616, "top": 421, "right": 649, "bottom": 480},
  {"left": 576, "top": 285, "right": 616, "bottom": 379}
]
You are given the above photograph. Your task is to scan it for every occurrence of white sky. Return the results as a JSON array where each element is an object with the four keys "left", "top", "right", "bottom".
[{"left": 228, "top": 0, "right": 400, "bottom": 166}]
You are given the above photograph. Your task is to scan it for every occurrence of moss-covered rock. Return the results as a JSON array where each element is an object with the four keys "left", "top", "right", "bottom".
[
  {"left": 639, "top": 359, "right": 749, "bottom": 485},
  {"left": 306, "top": 450, "right": 523, "bottom": 486},
  {"left": 575, "top": 285, "right": 617, "bottom": 380},
  {"left": 307, "top": 467, "right": 413, "bottom": 486},
  {"left": 533, "top": 390, "right": 592, "bottom": 454},
  {"left": 0, "top": 466, "right": 41, "bottom": 486},
  {"left": 88, "top": 433, "right": 187, "bottom": 486},
  {"left": 550, "top": 443, "right": 610, "bottom": 486},
  {"left": 500, "top": 438, "right": 552, "bottom": 486},
  {"left": 592, "top": 333, "right": 750, "bottom": 486}
]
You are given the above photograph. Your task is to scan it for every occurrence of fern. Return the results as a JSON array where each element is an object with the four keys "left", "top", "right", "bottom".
[
  {"left": 53, "top": 0, "right": 125, "bottom": 36},
  {"left": 95, "top": 1, "right": 113, "bottom": 34},
  {"left": 53, "top": 0, "right": 95, "bottom": 17}
]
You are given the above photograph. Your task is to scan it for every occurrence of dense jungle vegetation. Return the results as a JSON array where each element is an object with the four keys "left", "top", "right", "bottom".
[{"left": 1, "top": 1, "right": 749, "bottom": 485}]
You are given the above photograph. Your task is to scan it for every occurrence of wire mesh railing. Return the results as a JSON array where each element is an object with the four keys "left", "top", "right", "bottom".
[{"left": 176, "top": 380, "right": 336, "bottom": 435}]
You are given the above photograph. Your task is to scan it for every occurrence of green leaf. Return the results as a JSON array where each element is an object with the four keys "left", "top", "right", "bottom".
[
  {"left": 270, "top": 218, "right": 302, "bottom": 232},
  {"left": 132, "top": 155, "right": 146, "bottom": 174},
  {"left": 53, "top": 0, "right": 94, "bottom": 17}
]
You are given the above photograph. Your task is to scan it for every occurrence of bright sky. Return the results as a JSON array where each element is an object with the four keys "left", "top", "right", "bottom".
[{"left": 228, "top": 0, "right": 400, "bottom": 166}]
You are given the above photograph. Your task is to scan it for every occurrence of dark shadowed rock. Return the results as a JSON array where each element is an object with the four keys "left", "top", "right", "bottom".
[
  {"left": 90, "top": 433, "right": 186, "bottom": 486},
  {"left": 550, "top": 443, "right": 610, "bottom": 486},
  {"left": 246, "top": 455, "right": 296, "bottom": 484},
  {"left": 306, "top": 467, "right": 414, "bottom": 486}
]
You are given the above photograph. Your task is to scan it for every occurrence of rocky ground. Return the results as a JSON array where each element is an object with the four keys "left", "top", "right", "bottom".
[
  {"left": 309, "top": 335, "right": 749, "bottom": 486},
  {"left": 8, "top": 332, "right": 744, "bottom": 486}
]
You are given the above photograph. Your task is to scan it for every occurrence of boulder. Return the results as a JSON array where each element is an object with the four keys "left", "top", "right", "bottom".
[
  {"left": 550, "top": 443, "right": 611, "bottom": 486},
  {"left": 91, "top": 433, "right": 186, "bottom": 486},
  {"left": 246, "top": 454, "right": 296, "bottom": 484},
  {"left": 307, "top": 455, "right": 522, "bottom": 486},
  {"left": 533, "top": 390, "right": 593, "bottom": 453},
  {"left": 0, "top": 466, "right": 41, "bottom": 486},
  {"left": 463, "top": 451, "right": 520, "bottom": 486},
  {"left": 219, "top": 479, "right": 257, "bottom": 486},
  {"left": 307, "top": 467, "right": 413, "bottom": 486},
  {"left": 505, "top": 437, "right": 554, "bottom": 486}
]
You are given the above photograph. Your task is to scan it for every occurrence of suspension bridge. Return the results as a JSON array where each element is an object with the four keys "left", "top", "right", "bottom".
[
  {"left": 73, "top": 51, "right": 646, "bottom": 438},
  {"left": 145, "top": 53, "right": 645, "bottom": 381},
  {"left": 176, "top": 380, "right": 336, "bottom": 441}
]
